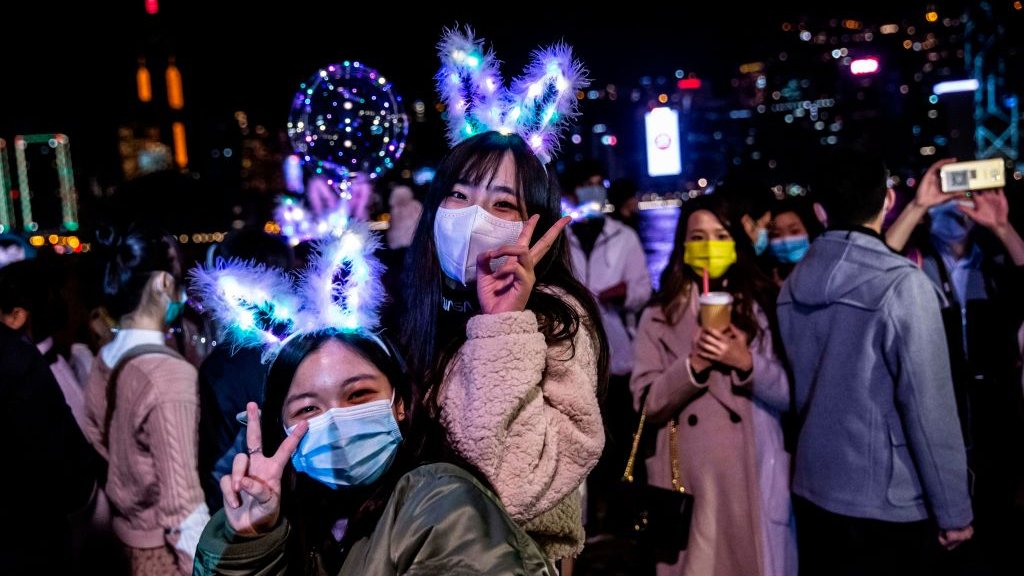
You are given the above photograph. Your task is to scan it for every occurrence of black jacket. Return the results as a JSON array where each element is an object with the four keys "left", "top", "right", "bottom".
[
  {"left": 0, "top": 323, "right": 98, "bottom": 573},
  {"left": 198, "top": 346, "right": 268, "bottom": 511}
]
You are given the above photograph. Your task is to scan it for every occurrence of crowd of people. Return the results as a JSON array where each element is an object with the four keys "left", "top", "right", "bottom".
[
  {"left": 5, "top": 133, "right": 1023, "bottom": 576},
  {"left": 3, "top": 31, "right": 1024, "bottom": 576}
]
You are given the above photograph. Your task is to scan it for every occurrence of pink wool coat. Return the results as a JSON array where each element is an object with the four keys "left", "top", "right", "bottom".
[
  {"left": 630, "top": 287, "right": 797, "bottom": 576},
  {"left": 438, "top": 297, "right": 605, "bottom": 559}
]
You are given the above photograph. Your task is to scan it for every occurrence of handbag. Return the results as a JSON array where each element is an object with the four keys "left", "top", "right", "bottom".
[{"left": 616, "top": 391, "right": 694, "bottom": 562}]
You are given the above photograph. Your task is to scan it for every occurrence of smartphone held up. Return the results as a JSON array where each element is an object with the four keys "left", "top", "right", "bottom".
[{"left": 939, "top": 158, "right": 1007, "bottom": 194}]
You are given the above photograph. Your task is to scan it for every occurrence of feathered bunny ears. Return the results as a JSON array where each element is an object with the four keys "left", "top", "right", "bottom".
[
  {"left": 189, "top": 226, "right": 385, "bottom": 363},
  {"left": 436, "top": 26, "right": 588, "bottom": 164}
]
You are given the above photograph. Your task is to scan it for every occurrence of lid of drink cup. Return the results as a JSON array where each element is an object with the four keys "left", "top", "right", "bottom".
[{"left": 699, "top": 292, "right": 733, "bottom": 305}]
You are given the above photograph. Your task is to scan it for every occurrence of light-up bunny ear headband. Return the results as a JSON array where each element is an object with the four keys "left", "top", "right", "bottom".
[
  {"left": 436, "top": 26, "right": 588, "bottom": 164},
  {"left": 188, "top": 225, "right": 386, "bottom": 364}
]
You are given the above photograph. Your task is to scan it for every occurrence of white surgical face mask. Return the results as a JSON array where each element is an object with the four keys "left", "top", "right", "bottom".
[{"left": 433, "top": 205, "right": 525, "bottom": 285}]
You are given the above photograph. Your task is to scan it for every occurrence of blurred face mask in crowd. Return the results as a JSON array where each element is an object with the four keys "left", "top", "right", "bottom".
[
  {"left": 753, "top": 228, "right": 769, "bottom": 256},
  {"left": 164, "top": 287, "right": 186, "bottom": 325},
  {"left": 684, "top": 240, "right": 737, "bottom": 279},
  {"left": 929, "top": 203, "right": 971, "bottom": 245},
  {"left": 742, "top": 211, "right": 771, "bottom": 256},
  {"left": 575, "top": 184, "right": 608, "bottom": 207},
  {"left": 770, "top": 235, "right": 810, "bottom": 264}
]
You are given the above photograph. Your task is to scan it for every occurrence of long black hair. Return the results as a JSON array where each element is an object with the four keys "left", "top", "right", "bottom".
[
  {"left": 652, "top": 194, "right": 778, "bottom": 344},
  {"left": 261, "top": 329, "right": 427, "bottom": 571},
  {"left": 400, "top": 131, "right": 609, "bottom": 412},
  {"left": 93, "top": 224, "right": 181, "bottom": 319}
]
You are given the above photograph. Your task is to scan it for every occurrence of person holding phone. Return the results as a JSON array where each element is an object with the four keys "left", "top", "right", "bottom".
[
  {"left": 885, "top": 158, "right": 1024, "bottom": 572},
  {"left": 885, "top": 158, "right": 1024, "bottom": 264}
]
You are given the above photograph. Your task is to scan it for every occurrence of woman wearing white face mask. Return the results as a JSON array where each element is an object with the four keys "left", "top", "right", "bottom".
[
  {"left": 194, "top": 330, "right": 554, "bottom": 574},
  {"left": 400, "top": 130, "right": 609, "bottom": 560}
]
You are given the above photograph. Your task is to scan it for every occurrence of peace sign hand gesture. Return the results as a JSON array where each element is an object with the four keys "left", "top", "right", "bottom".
[
  {"left": 220, "top": 402, "right": 308, "bottom": 536},
  {"left": 476, "top": 214, "right": 571, "bottom": 315}
]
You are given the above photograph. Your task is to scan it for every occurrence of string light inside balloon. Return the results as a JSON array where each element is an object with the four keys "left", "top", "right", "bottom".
[
  {"left": 287, "top": 61, "right": 408, "bottom": 183},
  {"left": 279, "top": 62, "right": 408, "bottom": 245}
]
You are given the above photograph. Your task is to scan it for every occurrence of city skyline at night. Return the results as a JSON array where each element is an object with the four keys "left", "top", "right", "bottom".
[{"left": 2, "top": 0, "right": 1018, "bottom": 236}]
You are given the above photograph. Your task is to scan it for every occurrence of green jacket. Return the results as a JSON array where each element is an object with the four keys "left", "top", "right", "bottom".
[{"left": 194, "top": 463, "right": 554, "bottom": 575}]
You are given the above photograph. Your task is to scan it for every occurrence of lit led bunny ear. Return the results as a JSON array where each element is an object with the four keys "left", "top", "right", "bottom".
[
  {"left": 510, "top": 43, "right": 588, "bottom": 164},
  {"left": 189, "top": 228, "right": 388, "bottom": 363},
  {"left": 298, "top": 224, "right": 385, "bottom": 334},
  {"left": 436, "top": 27, "right": 588, "bottom": 164},
  {"left": 436, "top": 26, "right": 506, "bottom": 146},
  {"left": 189, "top": 261, "right": 306, "bottom": 363}
]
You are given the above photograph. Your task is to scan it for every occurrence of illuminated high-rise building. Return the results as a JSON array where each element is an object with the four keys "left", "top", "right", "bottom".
[
  {"left": 721, "top": 4, "right": 1008, "bottom": 184},
  {"left": 120, "top": 1, "right": 190, "bottom": 179}
]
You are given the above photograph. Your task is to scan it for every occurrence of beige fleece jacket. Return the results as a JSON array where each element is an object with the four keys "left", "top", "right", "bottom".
[{"left": 439, "top": 299, "right": 604, "bottom": 558}]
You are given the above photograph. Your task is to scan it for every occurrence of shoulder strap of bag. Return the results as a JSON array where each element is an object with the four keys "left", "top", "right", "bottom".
[
  {"left": 622, "top": 389, "right": 650, "bottom": 483},
  {"left": 101, "top": 343, "right": 184, "bottom": 448},
  {"left": 622, "top": 387, "right": 687, "bottom": 494}
]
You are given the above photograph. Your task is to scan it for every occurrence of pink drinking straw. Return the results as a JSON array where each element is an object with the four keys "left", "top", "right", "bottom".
[{"left": 703, "top": 267, "right": 709, "bottom": 295}]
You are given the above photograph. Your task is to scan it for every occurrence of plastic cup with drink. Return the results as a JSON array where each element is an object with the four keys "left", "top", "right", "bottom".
[{"left": 699, "top": 268, "right": 733, "bottom": 331}]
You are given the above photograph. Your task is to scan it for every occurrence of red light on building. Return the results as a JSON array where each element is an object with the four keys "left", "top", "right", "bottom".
[
  {"left": 850, "top": 58, "right": 880, "bottom": 75},
  {"left": 676, "top": 78, "right": 702, "bottom": 90},
  {"left": 145, "top": 0, "right": 159, "bottom": 15}
]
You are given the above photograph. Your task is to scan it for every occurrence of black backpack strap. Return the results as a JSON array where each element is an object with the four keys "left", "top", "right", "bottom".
[{"left": 101, "top": 344, "right": 184, "bottom": 448}]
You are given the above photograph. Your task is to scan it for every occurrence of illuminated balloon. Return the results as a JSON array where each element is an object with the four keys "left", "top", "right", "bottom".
[{"left": 287, "top": 61, "right": 408, "bottom": 184}]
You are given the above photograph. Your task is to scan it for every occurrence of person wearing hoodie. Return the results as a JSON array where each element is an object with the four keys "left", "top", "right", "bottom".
[{"left": 777, "top": 145, "right": 973, "bottom": 576}]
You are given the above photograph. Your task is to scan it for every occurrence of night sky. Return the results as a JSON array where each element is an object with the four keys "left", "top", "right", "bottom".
[{"left": 1, "top": 1, "right": 976, "bottom": 182}]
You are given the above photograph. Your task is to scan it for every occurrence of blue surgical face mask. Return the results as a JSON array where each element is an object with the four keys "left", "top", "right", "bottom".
[
  {"left": 753, "top": 227, "right": 769, "bottom": 256},
  {"left": 286, "top": 397, "right": 402, "bottom": 489},
  {"left": 929, "top": 203, "right": 970, "bottom": 245},
  {"left": 769, "top": 235, "right": 810, "bottom": 264},
  {"left": 164, "top": 289, "right": 186, "bottom": 325},
  {"left": 576, "top": 184, "right": 608, "bottom": 206}
]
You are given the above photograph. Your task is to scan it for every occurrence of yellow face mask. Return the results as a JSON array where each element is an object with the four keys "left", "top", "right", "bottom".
[{"left": 683, "top": 240, "right": 737, "bottom": 279}]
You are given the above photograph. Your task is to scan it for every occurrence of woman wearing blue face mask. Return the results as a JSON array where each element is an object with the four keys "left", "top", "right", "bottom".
[
  {"left": 83, "top": 225, "right": 208, "bottom": 574},
  {"left": 767, "top": 200, "right": 823, "bottom": 287},
  {"left": 194, "top": 330, "right": 553, "bottom": 574}
]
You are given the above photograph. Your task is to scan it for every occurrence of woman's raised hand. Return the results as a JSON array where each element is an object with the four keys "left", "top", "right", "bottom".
[
  {"left": 477, "top": 215, "right": 571, "bottom": 315},
  {"left": 220, "top": 402, "right": 308, "bottom": 536}
]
